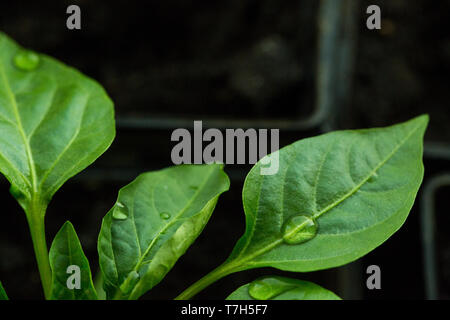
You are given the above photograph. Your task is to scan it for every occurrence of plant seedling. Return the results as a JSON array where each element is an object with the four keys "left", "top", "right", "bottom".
[{"left": 0, "top": 32, "right": 428, "bottom": 300}]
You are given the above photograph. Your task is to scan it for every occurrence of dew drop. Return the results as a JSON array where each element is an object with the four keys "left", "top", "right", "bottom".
[
  {"left": 282, "top": 215, "right": 318, "bottom": 245},
  {"left": 248, "top": 277, "right": 292, "bottom": 300},
  {"left": 368, "top": 173, "right": 378, "bottom": 183},
  {"left": 13, "top": 50, "right": 40, "bottom": 71},
  {"left": 160, "top": 212, "right": 171, "bottom": 220},
  {"left": 9, "top": 184, "right": 25, "bottom": 200},
  {"left": 112, "top": 202, "right": 129, "bottom": 220},
  {"left": 120, "top": 271, "right": 140, "bottom": 294}
]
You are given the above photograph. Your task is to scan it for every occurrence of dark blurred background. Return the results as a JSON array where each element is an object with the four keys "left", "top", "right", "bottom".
[{"left": 0, "top": 0, "right": 449, "bottom": 300}]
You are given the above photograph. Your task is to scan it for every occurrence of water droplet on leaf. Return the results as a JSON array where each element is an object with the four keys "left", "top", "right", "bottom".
[
  {"left": 160, "top": 212, "right": 171, "bottom": 220},
  {"left": 112, "top": 202, "right": 128, "bottom": 220},
  {"left": 248, "top": 277, "right": 293, "bottom": 300},
  {"left": 282, "top": 215, "right": 318, "bottom": 245},
  {"left": 9, "top": 184, "right": 25, "bottom": 200},
  {"left": 120, "top": 270, "right": 140, "bottom": 294},
  {"left": 13, "top": 50, "right": 40, "bottom": 71},
  {"left": 368, "top": 172, "right": 378, "bottom": 183}
]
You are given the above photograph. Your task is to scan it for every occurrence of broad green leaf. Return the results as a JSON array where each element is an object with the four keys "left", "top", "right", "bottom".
[
  {"left": 0, "top": 32, "right": 115, "bottom": 211},
  {"left": 98, "top": 164, "right": 230, "bottom": 300},
  {"left": 227, "top": 276, "right": 341, "bottom": 300},
  {"left": 49, "top": 221, "right": 97, "bottom": 300},
  {"left": 226, "top": 115, "right": 428, "bottom": 272},
  {"left": 0, "top": 281, "right": 8, "bottom": 300}
]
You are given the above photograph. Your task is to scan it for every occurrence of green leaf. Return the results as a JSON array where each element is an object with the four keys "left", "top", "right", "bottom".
[
  {"left": 226, "top": 115, "right": 428, "bottom": 272},
  {"left": 227, "top": 276, "right": 341, "bottom": 300},
  {"left": 49, "top": 221, "right": 97, "bottom": 300},
  {"left": 98, "top": 164, "right": 230, "bottom": 300},
  {"left": 0, "top": 32, "right": 115, "bottom": 211},
  {"left": 0, "top": 281, "right": 8, "bottom": 300}
]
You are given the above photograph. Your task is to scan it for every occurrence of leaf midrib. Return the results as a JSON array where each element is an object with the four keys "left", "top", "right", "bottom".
[
  {"left": 235, "top": 121, "right": 423, "bottom": 267},
  {"left": 131, "top": 165, "right": 216, "bottom": 274},
  {"left": 245, "top": 186, "right": 417, "bottom": 267},
  {"left": 0, "top": 51, "right": 38, "bottom": 194},
  {"left": 0, "top": 40, "right": 92, "bottom": 201},
  {"left": 66, "top": 226, "right": 76, "bottom": 300}
]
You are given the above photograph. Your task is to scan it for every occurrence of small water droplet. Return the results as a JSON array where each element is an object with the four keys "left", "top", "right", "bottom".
[
  {"left": 248, "top": 277, "right": 293, "bottom": 300},
  {"left": 160, "top": 212, "right": 171, "bottom": 220},
  {"left": 120, "top": 270, "right": 140, "bottom": 294},
  {"left": 9, "top": 184, "right": 25, "bottom": 200},
  {"left": 368, "top": 173, "right": 378, "bottom": 183},
  {"left": 112, "top": 202, "right": 129, "bottom": 220},
  {"left": 282, "top": 215, "right": 318, "bottom": 245},
  {"left": 13, "top": 50, "right": 40, "bottom": 71}
]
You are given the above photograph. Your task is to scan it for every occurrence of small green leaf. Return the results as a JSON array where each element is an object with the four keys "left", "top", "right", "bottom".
[
  {"left": 0, "top": 281, "right": 8, "bottom": 300},
  {"left": 227, "top": 276, "right": 341, "bottom": 300},
  {"left": 0, "top": 32, "right": 115, "bottom": 211},
  {"left": 49, "top": 221, "right": 97, "bottom": 300},
  {"left": 226, "top": 115, "right": 428, "bottom": 272},
  {"left": 98, "top": 164, "right": 230, "bottom": 300}
]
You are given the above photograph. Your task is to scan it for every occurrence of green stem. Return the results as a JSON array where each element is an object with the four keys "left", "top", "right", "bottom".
[
  {"left": 175, "top": 260, "right": 240, "bottom": 300},
  {"left": 25, "top": 198, "right": 52, "bottom": 299}
]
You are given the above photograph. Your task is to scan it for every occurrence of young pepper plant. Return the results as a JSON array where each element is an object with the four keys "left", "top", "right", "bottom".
[
  {"left": 0, "top": 32, "right": 428, "bottom": 300},
  {"left": 98, "top": 113, "right": 427, "bottom": 301},
  {"left": 0, "top": 32, "right": 115, "bottom": 299},
  {"left": 176, "top": 113, "right": 428, "bottom": 300}
]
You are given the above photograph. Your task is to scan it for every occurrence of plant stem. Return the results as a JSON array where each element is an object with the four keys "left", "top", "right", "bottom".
[
  {"left": 175, "top": 260, "right": 240, "bottom": 300},
  {"left": 25, "top": 198, "right": 52, "bottom": 299}
]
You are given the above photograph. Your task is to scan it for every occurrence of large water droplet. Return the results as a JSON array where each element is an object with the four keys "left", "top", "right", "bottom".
[
  {"left": 248, "top": 277, "right": 294, "bottom": 300},
  {"left": 13, "top": 50, "right": 40, "bottom": 71},
  {"left": 112, "top": 202, "right": 129, "bottom": 220},
  {"left": 282, "top": 215, "right": 318, "bottom": 245},
  {"left": 160, "top": 212, "right": 171, "bottom": 220}
]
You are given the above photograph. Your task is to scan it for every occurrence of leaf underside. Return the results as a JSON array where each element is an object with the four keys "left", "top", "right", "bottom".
[
  {"left": 49, "top": 221, "right": 97, "bottom": 300},
  {"left": 98, "top": 164, "right": 230, "bottom": 300},
  {"left": 228, "top": 115, "right": 428, "bottom": 272},
  {"left": 0, "top": 32, "right": 115, "bottom": 210}
]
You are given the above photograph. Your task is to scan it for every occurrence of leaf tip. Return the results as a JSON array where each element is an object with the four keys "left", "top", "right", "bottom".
[
  {"left": 410, "top": 114, "right": 429, "bottom": 129},
  {"left": 61, "top": 220, "right": 75, "bottom": 231},
  {"left": 54, "top": 221, "right": 77, "bottom": 243}
]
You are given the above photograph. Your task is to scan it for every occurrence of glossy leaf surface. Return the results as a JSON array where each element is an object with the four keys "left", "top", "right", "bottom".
[
  {"left": 226, "top": 115, "right": 428, "bottom": 272},
  {"left": 98, "top": 164, "right": 230, "bottom": 299},
  {"left": 0, "top": 32, "right": 115, "bottom": 210},
  {"left": 49, "top": 221, "right": 97, "bottom": 300}
]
